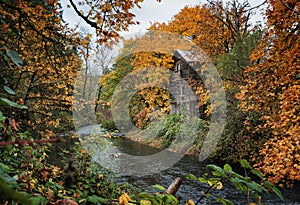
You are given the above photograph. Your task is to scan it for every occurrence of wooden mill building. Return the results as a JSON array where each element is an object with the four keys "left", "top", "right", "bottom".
[{"left": 169, "top": 50, "right": 204, "bottom": 117}]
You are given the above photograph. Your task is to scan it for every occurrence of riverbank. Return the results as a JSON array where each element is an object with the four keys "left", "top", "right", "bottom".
[{"left": 121, "top": 129, "right": 201, "bottom": 157}]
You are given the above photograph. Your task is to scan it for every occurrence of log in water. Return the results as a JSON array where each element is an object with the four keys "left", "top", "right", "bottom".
[{"left": 166, "top": 177, "right": 182, "bottom": 195}]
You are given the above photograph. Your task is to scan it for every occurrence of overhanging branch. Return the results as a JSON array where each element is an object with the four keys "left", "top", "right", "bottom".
[{"left": 69, "top": 0, "right": 100, "bottom": 30}]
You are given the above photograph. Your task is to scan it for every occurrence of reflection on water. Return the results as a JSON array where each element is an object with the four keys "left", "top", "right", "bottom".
[
  {"left": 79, "top": 125, "right": 188, "bottom": 176},
  {"left": 76, "top": 125, "right": 300, "bottom": 205}
]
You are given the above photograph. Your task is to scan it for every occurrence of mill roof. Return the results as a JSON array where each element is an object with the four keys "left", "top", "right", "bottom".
[{"left": 174, "top": 49, "right": 202, "bottom": 64}]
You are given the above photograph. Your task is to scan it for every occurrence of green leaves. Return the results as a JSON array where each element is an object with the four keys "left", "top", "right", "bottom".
[
  {"left": 217, "top": 197, "right": 234, "bottom": 205},
  {"left": 263, "top": 181, "right": 285, "bottom": 202},
  {"left": 239, "top": 159, "right": 252, "bottom": 169},
  {"left": 251, "top": 169, "right": 263, "bottom": 179},
  {"left": 3, "top": 86, "right": 15, "bottom": 95},
  {"left": 0, "top": 98, "right": 27, "bottom": 109},
  {"left": 0, "top": 177, "right": 32, "bottom": 205},
  {"left": 207, "top": 164, "right": 227, "bottom": 178},
  {"left": 135, "top": 191, "right": 179, "bottom": 205},
  {"left": 28, "top": 195, "right": 48, "bottom": 205},
  {"left": 6, "top": 49, "right": 23, "bottom": 68},
  {"left": 0, "top": 47, "right": 26, "bottom": 110},
  {"left": 86, "top": 195, "right": 109, "bottom": 204},
  {"left": 187, "top": 160, "right": 285, "bottom": 204},
  {"left": 223, "top": 164, "right": 232, "bottom": 173},
  {"left": 0, "top": 165, "right": 15, "bottom": 183},
  {"left": 1, "top": 46, "right": 23, "bottom": 69},
  {"left": 186, "top": 173, "right": 198, "bottom": 181},
  {"left": 152, "top": 184, "right": 166, "bottom": 191}
]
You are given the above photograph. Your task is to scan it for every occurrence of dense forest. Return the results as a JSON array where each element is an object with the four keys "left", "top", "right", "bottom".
[{"left": 0, "top": 0, "right": 299, "bottom": 204}]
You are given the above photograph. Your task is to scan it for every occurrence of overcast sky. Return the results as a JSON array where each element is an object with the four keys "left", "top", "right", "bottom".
[
  {"left": 123, "top": 0, "right": 201, "bottom": 34},
  {"left": 128, "top": 0, "right": 265, "bottom": 34},
  {"left": 61, "top": 0, "right": 266, "bottom": 37}
]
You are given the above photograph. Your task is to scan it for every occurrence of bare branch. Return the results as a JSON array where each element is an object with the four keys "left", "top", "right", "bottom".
[
  {"left": 245, "top": 0, "right": 267, "bottom": 12},
  {"left": 69, "top": 0, "right": 100, "bottom": 29}
]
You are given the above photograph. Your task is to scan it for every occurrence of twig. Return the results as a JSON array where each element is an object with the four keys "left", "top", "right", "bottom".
[
  {"left": 245, "top": 0, "right": 267, "bottom": 12},
  {"left": 69, "top": 0, "right": 100, "bottom": 29},
  {"left": 195, "top": 184, "right": 215, "bottom": 205}
]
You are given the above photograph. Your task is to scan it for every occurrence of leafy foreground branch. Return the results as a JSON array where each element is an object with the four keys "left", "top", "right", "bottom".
[
  {"left": 186, "top": 159, "right": 285, "bottom": 205},
  {"left": 116, "top": 159, "right": 285, "bottom": 205}
]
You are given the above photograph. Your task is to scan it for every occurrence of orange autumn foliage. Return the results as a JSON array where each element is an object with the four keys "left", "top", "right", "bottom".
[
  {"left": 150, "top": 1, "right": 256, "bottom": 119},
  {"left": 150, "top": 5, "right": 226, "bottom": 57},
  {"left": 150, "top": 1, "right": 254, "bottom": 57},
  {"left": 1, "top": 0, "right": 154, "bottom": 136},
  {"left": 236, "top": 0, "right": 300, "bottom": 186},
  {"left": 0, "top": 0, "right": 81, "bottom": 137},
  {"left": 99, "top": 31, "right": 193, "bottom": 128}
]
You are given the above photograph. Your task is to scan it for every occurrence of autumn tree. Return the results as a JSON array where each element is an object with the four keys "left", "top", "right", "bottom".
[
  {"left": 151, "top": 0, "right": 259, "bottom": 56},
  {"left": 150, "top": 0, "right": 265, "bottom": 161},
  {"left": 150, "top": 5, "right": 225, "bottom": 57},
  {"left": 0, "top": 0, "right": 158, "bottom": 137},
  {"left": 0, "top": 0, "right": 81, "bottom": 138},
  {"left": 236, "top": 0, "right": 300, "bottom": 186},
  {"left": 150, "top": 0, "right": 262, "bottom": 100},
  {"left": 98, "top": 31, "right": 196, "bottom": 129},
  {"left": 94, "top": 53, "right": 129, "bottom": 129},
  {"left": 68, "top": 0, "right": 144, "bottom": 43}
]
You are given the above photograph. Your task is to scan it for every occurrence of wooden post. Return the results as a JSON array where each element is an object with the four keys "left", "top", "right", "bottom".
[{"left": 166, "top": 177, "right": 182, "bottom": 195}]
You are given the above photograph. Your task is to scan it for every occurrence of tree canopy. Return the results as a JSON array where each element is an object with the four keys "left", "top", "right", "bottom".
[
  {"left": 0, "top": 0, "right": 299, "bottom": 195},
  {"left": 236, "top": 0, "right": 300, "bottom": 186}
]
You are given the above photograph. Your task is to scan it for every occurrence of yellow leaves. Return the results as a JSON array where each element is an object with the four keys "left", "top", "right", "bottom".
[
  {"left": 81, "top": 38, "right": 90, "bottom": 45},
  {"left": 67, "top": 0, "right": 145, "bottom": 44},
  {"left": 126, "top": 31, "right": 190, "bottom": 69},
  {"left": 51, "top": 165, "right": 61, "bottom": 176},
  {"left": 48, "top": 119, "right": 60, "bottom": 128},
  {"left": 119, "top": 193, "right": 131, "bottom": 205},
  {"left": 2, "top": 0, "right": 79, "bottom": 136},
  {"left": 140, "top": 200, "right": 151, "bottom": 205},
  {"left": 30, "top": 178, "right": 37, "bottom": 188},
  {"left": 204, "top": 105, "right": 213, "bottom": 116},
  {"left": 208, "top": 180, "right": 223, "bottom": 189},
  {"left": 196, "top": 87, "right": 210, "bottom": 115},
  {"left": 185, "top": 199, "right": 195, "bottom": 205},
  {"left": 81, "top": 149, "right": 88, "bottom": 155}
]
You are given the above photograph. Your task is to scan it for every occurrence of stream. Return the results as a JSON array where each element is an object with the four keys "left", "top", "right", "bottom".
[
  {"left": 107, "top": 137, "right": 300, "bottom": 205},
  {"left": 72, "top": 125, "right": 300, "bottom": 204}
]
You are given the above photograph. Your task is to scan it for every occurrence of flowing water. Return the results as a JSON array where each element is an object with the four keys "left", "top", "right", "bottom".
[
  {"left": 72, "top": 125, "right": 300, "bottom": 204},
  {"left": 109, "top": 137, "right": 300, "bottom": 205}
]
